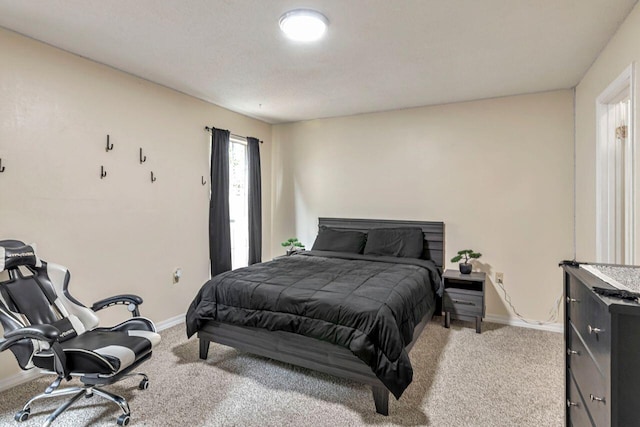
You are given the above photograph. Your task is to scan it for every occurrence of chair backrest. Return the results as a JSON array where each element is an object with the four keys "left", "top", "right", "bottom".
[{"left": 0, "top": 240, "right": 99, "bottom": 369}]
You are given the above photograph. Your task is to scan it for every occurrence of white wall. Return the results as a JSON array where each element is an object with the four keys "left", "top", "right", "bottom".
[
  {"left": 575, "top": 2, "right": 640, "bottom": 262},
  {"left": 272, "top": 90, "right": 574, "bottom": 323},
  {"left": 0, "top": 28, "right": 271, "bottom": 381}
]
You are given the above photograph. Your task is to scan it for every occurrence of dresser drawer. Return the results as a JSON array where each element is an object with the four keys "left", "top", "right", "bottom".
[
  {"left": 443, "top": 290, "right": 483, "bottom": 316},
  {"left": 567, "top": 277, "right": 611, "bottom": 371},
  {"left": 568, "top": 323, "right": 609, "bottom": 426},
  {"left": 567, "top": 369, "right": 594, "bottom": 427}
]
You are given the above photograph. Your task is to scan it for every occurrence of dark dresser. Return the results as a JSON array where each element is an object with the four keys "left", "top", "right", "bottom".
[{"left": 562, "top": 264, "right": 640, "bottom": 427}]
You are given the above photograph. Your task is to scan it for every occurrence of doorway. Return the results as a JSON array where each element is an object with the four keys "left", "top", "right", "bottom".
[{"left": 596, "top": 64, "right": 635, "bottom": 264}]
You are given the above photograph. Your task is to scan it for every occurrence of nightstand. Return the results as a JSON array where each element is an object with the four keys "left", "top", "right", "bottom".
[
  {"left": 442, "top": 270, "right": 486, "bottom": 333},
  {"left": 273, "top": 249, "right": 305, "bottom": 260}
]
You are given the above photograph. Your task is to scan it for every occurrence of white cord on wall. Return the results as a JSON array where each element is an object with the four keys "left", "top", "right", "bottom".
[{"left": 496, "top": 278, "right": 563, "bottom": 325}]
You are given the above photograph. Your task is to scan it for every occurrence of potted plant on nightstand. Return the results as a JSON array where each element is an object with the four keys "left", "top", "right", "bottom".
[
  {"left": 451, "top": 249, "right": 482, "bottom": 274},
  {"left": 281, "top": 237, "right": 305, "bottom": 256}
]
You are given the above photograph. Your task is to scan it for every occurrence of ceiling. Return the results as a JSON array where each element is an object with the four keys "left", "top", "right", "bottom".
[{"left": 0, "top": 0, "right": 637, "bottom": 124}]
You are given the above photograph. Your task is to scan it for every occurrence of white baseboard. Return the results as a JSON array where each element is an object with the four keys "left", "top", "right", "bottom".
[
  {"left": 0, "top": 313, "right": 187, "bottom": 393},
  {"left": 155, "top": 313, "right": 185, "bottom": 331},
  {"left": 0, "top": 369, "right": 42, "bottom": 393},
  {"left": 484, "top": 314, "right": 563, "bottom": 333}
]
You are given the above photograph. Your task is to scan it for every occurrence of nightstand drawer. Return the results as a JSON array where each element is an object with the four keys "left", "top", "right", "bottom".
[
  {"left": 567, "top": 370, "right": 594, "bottom": 427},
  {"left": 567, "top": 277, "right": 611, "bottom": 372},
  {"left": 443, "top": 290, "right": 483, "bottom": 315}
]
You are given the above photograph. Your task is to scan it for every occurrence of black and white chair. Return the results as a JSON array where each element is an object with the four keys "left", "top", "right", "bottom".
[{"left": 0, "top": 240, "right": 161, "bottom": 426}]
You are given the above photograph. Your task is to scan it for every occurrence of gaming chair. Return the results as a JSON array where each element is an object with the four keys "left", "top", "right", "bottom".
[{"left": 0, "top": 240, "right": 160, "bottom": 426}]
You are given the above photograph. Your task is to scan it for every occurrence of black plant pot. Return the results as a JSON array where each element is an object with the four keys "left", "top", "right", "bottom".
[{"left": 459, "top": 263, "right": 472, "bottom": 274}]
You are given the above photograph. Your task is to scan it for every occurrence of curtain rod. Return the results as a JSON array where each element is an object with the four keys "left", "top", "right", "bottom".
[{"left": 204, "top": 126, "right": 263, "bottom": 144}]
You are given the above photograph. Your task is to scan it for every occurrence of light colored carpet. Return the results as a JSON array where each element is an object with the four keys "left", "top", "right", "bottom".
[{"left": 0, "top": 319, "right": 563, "bottom": 426}]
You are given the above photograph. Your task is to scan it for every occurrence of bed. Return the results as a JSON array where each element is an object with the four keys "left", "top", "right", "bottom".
[{"left": 186, "top": 218, "right": 445, "bottom": 415}]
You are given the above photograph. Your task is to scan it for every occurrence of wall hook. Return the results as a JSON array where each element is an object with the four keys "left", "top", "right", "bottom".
[
  {"left": 150, "top": 171, "right": 156, "bottom": 183},
  {"left": 139, "top": 148, "right": 147, "bottom": 164},
  {"left": 201, "top": 176, "right": 207, "bottom": 186},
  {"left": 100, "top": 165, "right": 107, "bottom": 179},
  {"left": 106, "top": 135, "right": 113, "bottom": 152},
  {"left": 0, "top": 158, "right": 5, "bottom": 173}
]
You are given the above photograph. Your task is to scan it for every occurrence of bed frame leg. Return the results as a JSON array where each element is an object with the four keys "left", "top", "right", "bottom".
[
  {"left": 372, "top": 386, "right": 389, "bottom": 415},
  {"left": 199, "top": 338, "right": 210, "bottom": 360}
]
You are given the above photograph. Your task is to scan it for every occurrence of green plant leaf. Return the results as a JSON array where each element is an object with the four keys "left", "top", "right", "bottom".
[
  {"left": 282, "top": 237, "right": 304, "bottom": 248},
  {"left": 452, "top": 249, "right": 481, "bottom": 263}
]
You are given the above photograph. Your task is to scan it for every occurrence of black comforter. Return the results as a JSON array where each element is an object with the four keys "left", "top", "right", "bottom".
[{"left": 186, "top": 251, "right": 442, "bottom": 398}]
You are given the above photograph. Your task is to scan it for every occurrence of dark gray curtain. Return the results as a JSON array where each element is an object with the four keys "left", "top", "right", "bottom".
[
  {"left": 247, "top": 137, "right": 262, "bottom": 265},
  {"left": 209, "top": 128, "right": 232, "bottom": 276}
]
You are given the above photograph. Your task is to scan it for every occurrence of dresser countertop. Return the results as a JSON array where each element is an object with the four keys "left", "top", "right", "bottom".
[{"left": 582, "top": 263, "right": 640, "bottom": 292}]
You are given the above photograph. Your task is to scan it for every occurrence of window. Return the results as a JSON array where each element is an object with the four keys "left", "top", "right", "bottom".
[
  {"left": 229, "top": 137, "right": 249, "bottom": 269},
  {"left": 596, "top": 64, "right": 635, "bottom": 264}
]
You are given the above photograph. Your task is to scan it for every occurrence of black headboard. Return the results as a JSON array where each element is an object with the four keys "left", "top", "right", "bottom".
[{"left": 318, "top": 218, "right": 445, "bottom": 269}]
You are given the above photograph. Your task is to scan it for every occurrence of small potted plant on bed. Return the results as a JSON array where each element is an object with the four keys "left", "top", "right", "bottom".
[
  {"left": 451, "top": 249, "right": 482, "bottom": 274},
  {"left": 281, "top": 237, "right": 305, "bottom": 256}
]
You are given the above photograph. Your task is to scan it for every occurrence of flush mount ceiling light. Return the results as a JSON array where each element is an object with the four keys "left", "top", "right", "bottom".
[{"left": 279, "top": 9, "right": 329, "bottom": 42}]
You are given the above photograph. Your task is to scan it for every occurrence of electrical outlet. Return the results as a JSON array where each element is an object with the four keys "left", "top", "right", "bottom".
[{"left": 496, "top": 272, "right": 504, "bottom": 284}]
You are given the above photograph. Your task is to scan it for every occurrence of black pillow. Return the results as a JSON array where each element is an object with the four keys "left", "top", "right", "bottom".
[
  {"left": 312, "top": 227, "right": 367, "bottom": 253},
  {"left": 363, "top": 227, "right": 424, "bottom": 258}
]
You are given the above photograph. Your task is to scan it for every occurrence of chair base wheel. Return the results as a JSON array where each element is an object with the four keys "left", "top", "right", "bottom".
[
  {"left": 117, "top": 414, "right": 130, "bottom": 426},
  {"left": 138, "top": 378, "right": 149, "bottom": 390},
  {"left": 15, "top": 409, "right": 30, "bottom": 422}
]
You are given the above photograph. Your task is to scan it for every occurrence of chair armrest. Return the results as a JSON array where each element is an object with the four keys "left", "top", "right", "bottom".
[
  {"left": 1, "top": 325, "right": 69, "bottom": 379},
  {"left": 3, "top": 324, "right": 59, "bottom": 344},
  {"left": 91, "top": 294, "right": 144, "bottom": 317}
]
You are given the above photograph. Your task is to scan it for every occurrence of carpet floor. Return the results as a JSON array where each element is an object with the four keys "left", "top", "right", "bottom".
[{"left": 0, "top": 318, "right": 563, "bottom": 426}]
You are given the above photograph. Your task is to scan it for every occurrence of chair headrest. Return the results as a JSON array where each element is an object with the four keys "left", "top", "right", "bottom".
[{"left": 0, "top": 242, "right": 42, "bottom": 273}]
